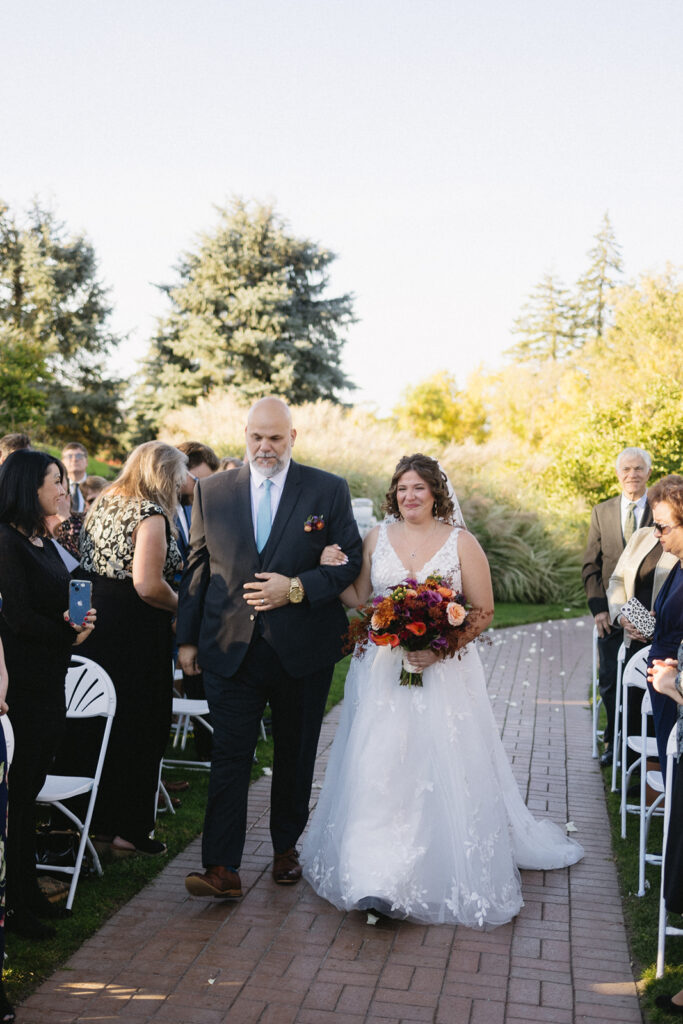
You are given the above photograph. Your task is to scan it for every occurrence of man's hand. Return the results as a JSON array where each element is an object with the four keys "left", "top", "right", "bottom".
[
  {"left": 243, "top": 572, "right": 291, "bottom": 611},
  {"left": 594, "top": 611, "right": 612, "bottom": 638},
  {"left": 178, "top": 644, "right": 201, "bottom": 676}
]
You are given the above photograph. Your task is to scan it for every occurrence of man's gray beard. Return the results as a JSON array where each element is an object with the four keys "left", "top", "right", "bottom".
[{"left": 249, "top": 453, "right": 285, "bottom": 478}]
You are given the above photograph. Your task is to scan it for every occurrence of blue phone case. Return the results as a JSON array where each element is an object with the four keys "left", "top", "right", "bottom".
[{"left": 69, "top": 580, "right": 92, "bottom": 627}]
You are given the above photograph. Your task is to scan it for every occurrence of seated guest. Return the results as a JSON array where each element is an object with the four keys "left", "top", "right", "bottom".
[
  {"left": 76, "top": 442, "right": 187, "bottom": 855},
  {"left": 0, "top": 451, "right": 95, "bottom": 939},
  {"left": 645, "top": 476, "right": 683, "bottom": 773}
]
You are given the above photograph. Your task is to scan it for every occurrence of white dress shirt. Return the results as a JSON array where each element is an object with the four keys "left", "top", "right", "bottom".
[{"left": 620, "top": 492, "right": 648, "bottom": 535}]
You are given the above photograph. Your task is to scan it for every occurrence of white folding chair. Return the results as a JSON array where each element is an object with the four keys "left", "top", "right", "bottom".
[
  {"left": 1, "top": 713, "right": 14, "bottom": 766},
  {"left": 164, "top": 697, "right": 214, "bottom": 770},
  {"left": 36, "top": 655, "right": 117, "bottom": 910},
  {"left": 619, "top": 645, "right": 655, "bottom": 837},
  {"left": 634, "top": 689, "right": 665, "bottom": 896},
  {"left": 592, "top": 625, "right": 603, "bottom": 758},
  {"left": 611, "top": 641, "right": 627, "bottom": 792},
  {"left": 656, "top": 722, "right": 683, "bottom": 977}
]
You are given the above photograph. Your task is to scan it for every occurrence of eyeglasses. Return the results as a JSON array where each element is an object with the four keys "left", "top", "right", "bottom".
[
  {"left": 63, "top": 452, "right": 86, "bottom": 461},
  {"left": 653, "top": 521, "right": 680, "bottom": 536}
]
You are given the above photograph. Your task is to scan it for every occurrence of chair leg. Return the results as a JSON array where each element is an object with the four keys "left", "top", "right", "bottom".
[{"left": 612, "top": 672, "right": 622, "bottom": 793}]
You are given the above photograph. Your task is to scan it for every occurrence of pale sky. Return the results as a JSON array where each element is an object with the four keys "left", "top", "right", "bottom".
[{"left": 3, "top": 0, "right": 682, "bottom": 413}]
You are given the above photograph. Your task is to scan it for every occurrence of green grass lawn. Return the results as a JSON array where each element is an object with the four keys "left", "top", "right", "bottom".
[{"left": 5, "top": 607, "right": 587, "bottom": 1007}]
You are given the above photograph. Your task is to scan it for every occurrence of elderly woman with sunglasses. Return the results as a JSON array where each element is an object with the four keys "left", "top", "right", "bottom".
[{"left": 645, "top": 475, "right": 683, "bottom": 773}]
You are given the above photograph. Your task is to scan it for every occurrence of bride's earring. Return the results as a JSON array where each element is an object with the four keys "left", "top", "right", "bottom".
[{"left": 432, "top": 501, "right": 438, "bottom": 516}]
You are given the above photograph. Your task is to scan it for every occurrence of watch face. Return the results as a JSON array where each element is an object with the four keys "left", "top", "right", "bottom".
[{"left": 289, "top": 580, "right": 304, "bottom": 603}]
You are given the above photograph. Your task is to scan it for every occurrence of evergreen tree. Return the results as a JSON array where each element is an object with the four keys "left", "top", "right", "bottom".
[
  {"left": 136, "top": 200, "right": 356, "bottom": 431},
  {"left": 575, "top": 212, "right": 623, "bottom": 344},
  {"left": 0, "top": 199, "right": 124, "bottom": 450},
  {"left": 506, "top": 273, "right": 580, "bottom": 363}
]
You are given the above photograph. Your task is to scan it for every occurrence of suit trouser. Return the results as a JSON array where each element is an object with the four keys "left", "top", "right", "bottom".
[
  {"left": 202, "top": 637, "right": 333, "bottom": 868},
  {"left": 598, "top": 626, "right": 624, "bottom": 747}
]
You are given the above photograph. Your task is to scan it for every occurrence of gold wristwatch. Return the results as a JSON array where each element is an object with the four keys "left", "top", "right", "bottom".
[{"left": 288, "top": 577, "right": 305, "bottom": 604}]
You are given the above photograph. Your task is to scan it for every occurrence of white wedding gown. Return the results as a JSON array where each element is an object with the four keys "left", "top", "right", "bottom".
[{"left": 301, "top": 524, "right": 583, "bottom": 928}]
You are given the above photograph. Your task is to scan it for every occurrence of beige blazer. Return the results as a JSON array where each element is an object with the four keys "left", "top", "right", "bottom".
[{"left": 607, "top": 526, "right": 678, "bottom": 624}]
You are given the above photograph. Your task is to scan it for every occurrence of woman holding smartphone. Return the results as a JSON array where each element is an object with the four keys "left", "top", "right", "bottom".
[{"left": 0, "top": 450, "right": 95, "bottom": 940}]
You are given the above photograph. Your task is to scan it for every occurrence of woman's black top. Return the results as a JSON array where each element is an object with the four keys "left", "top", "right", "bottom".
[{"left": 0, "top": 523, "right": 74, "bottom": 711}]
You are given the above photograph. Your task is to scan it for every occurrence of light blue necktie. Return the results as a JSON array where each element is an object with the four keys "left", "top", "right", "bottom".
[{"left": 256, "top": 479, "right": 273, "bottom": 553}]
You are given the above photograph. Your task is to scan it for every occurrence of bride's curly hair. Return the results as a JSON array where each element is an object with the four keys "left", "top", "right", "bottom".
[{"left": 382, "top": 454, "right": 455, "bottom": 521}]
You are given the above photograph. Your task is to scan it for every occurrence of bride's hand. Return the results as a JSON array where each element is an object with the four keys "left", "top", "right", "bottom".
[
  {"left": 320, "top": 543, "right": 348, "bottom": 566},
  {"left": 404, "top": 650, "right": 439, "bottom": 671}
]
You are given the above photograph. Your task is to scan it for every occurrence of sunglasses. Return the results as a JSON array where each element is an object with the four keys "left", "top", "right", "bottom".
[{"left": 653, "top": 521, "right": 680, "bottom": 536}]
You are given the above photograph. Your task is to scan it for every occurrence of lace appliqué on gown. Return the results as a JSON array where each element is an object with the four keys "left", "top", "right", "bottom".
[{"left": 302, "top": 522, "right": 583, "bottom": 928}]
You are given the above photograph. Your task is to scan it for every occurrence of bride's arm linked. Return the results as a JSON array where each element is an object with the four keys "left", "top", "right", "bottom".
[{"left": 319, "top": 527, "right": 379, "bottom": 609}]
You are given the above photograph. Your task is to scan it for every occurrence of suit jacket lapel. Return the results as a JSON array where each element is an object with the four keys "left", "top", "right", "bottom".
[
  {"left": 260, "top": 461, "right": 302, "bottom": 561},
  {"left": 233, "top": 465, "right": 260, "bottom": 559},
  {"left": 610, "top": 495, "right": 624, "bottom": 546}
]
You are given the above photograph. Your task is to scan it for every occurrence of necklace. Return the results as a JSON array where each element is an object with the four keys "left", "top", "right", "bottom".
[{"left": 402, "top": 521, "right": 437, "bottom": 559}]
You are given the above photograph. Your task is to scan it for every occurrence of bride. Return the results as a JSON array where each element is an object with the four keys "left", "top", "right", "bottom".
[{"left": 301, "top": 454, "right": 583, "bottom": 928}]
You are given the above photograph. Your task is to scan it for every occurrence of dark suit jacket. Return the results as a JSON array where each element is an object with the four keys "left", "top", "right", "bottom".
[
  {"left": 176, "top": 460, "right": 363, "bottom": 678},
  {"left": 582, "top": 495, "right": 653, "bottom": 615}
]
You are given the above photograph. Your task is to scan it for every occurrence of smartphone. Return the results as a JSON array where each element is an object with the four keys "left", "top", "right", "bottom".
[{"left": 69, "top": 579, "right": 92, "bottom": 626}]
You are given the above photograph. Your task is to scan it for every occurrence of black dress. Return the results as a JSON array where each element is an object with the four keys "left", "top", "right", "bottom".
[
  {"left": 0, "top": 525, "right": 74, "bottom": 914},
  {"left": 76, "top": 496, "right": 181, "bottom": 841}
]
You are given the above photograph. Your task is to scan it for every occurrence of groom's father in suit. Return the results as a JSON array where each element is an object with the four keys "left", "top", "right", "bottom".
[
  {"left": 582, "top": 446, "right": 653, "bottom": 765},
  {"left": 177, "top": 397, "right": 362, "bottom": 898}
]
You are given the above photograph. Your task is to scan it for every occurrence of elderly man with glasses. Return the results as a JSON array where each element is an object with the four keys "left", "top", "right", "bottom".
[{"left": 582, "top": 447, "right": 654, "bottom": 766}]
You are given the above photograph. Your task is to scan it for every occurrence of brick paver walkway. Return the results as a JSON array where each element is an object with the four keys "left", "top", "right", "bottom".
[{"left": 18, "top": 617, "right": 643, "bottom": 1023}]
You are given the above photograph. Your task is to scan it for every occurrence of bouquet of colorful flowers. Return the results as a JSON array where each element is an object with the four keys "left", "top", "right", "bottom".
[{"left": 346, "top": 573, "right": 470, "bottom": 687}]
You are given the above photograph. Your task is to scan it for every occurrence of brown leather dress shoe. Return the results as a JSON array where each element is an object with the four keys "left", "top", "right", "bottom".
[
  {"left": 273, "top": 848, "right": 302, "bottom": 885},
  {"left": 185, "top": 865, "right": 242, "bottom": 899}
]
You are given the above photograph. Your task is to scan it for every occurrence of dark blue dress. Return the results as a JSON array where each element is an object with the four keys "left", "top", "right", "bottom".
[{"left": 648, "top": 562, "right": 683, "bottom": 772}]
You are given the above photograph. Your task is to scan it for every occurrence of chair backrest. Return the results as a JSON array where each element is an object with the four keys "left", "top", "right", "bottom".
[
  {"left": 640, "top": 688, "right": 653, "bottom": 716},
  {"left": 622, "top": 645, "right": 652, "bottom": 691},
  {"left": 667, "top": 720, "right": 680, "bottom": 758},
  {"left": 0, "top": 714, "right": 14, "bottom": 768},
  {"left": 65, "top": 656, "right": 117, "bottom": 719}
]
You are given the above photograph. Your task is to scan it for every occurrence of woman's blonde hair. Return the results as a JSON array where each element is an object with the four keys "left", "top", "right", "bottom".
[{"left": 88, "top": 442, "right": 187, "bottom": 531}]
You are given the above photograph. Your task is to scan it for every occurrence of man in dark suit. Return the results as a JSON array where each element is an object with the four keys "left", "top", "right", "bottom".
[
  {"left": 177, "top": 397, "right": 362, "bottom": 898},
  {"left": 582, "top": 447, "right": 653, "bottom": 765}
]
